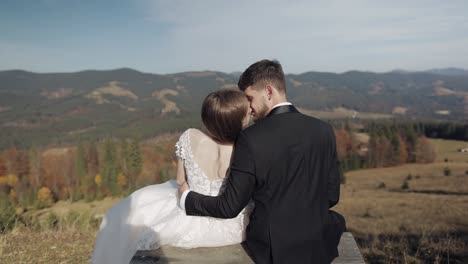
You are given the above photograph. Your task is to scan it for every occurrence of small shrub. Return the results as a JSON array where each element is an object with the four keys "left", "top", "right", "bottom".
[
  {"left": 94, "top": 174, "right": 102, "bottom": 187},
  {"left": 406, "top": 174, "right": 413, "bottom": 181},
  {"left": 71, "top": 192, "right": 84, "bottom": 202},
  {"left": 401, "top": 180, "right": 409, "bottom": 190},
  {"left": 444, "top": 158, "right": 448, "bottom": 162},
  {"left": 43, "top": 212, "right": 59, "bottom": 230},
  {"left": 85, "top": 194, "right": 95, "bottom": 203},
  {"left": 63, "top": 210, "right": 81, "bottom": 228},
  {"left": 117, "top": 172, "right": 127, "bottom": 189},
  {"left": 362, "top": 208, "right": 371, "bottom": 218},
  {"left": 18, "top": 213, "right": 41, "bottom": 231},
  {"left": 443, "top": 167, "right": 451, "bottom": 176},
  {"left": 96, "top": 192, "right": 104, "bottom": 201},
  {"left": 61, "top": 210, "right": 96, "bottom": 230},
  {"left": 37, "top": 187, "right": 54, "bottom": 208},
  {"left": 377, "top": 182, "right": 386, "bottom": 189},
  {"left": 8, "top": 189, "right": 17, "bottom": 205},
  {"left": 0, "top": 196, "right": 17, "bottom": 232},
  {"left": 6, "top": 174, "right": 18, "bottom": 187},
  {"left": 465, "top": 170, "right": 468, "bottom": 175}
]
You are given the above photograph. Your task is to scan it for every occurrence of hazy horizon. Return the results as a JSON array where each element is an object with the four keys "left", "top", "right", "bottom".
[{"left": 1, "top": 66, "right": 467, "bottom": 76}]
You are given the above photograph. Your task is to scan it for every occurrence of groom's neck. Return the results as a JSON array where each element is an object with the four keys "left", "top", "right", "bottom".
[{"left": 270, "top": 94, "right": 288, "bottom": 107}]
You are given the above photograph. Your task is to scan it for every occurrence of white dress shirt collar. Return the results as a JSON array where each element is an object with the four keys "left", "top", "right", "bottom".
[{"left": 272, "top": 102, "right": 293, "bottom": 109}]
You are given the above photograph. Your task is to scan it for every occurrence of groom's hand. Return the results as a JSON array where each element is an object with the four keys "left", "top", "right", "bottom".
[{"left": 178, "top": 181, "right": 189, "bottom": 197}]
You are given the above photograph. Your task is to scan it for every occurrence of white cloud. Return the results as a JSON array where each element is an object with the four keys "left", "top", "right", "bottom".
[{"left": 136, "top": 0, "right": 468, "bottom": 73}]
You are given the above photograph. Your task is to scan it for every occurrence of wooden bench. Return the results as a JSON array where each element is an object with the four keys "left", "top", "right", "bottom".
[{"left": 131, "top": 232, "right": 365, "bottom": 263}]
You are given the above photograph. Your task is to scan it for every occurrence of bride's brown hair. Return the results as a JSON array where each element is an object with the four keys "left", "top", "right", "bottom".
[{"left": 202, "top": 89, "right": 249, "bottom": 144}]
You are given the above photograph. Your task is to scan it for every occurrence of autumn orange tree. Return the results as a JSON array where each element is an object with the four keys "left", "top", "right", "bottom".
[
  {"left": 414, "top": 136, "right": 437, "bottom": 163},
  {"left": 365, "top": 121, "right": 438, "bottom": 168},
  {"left": 37, "top": 186, "right": 53, "bottom": 208},
  {"left": 0, "top": 156, "right": 6, "bottom": 177}
]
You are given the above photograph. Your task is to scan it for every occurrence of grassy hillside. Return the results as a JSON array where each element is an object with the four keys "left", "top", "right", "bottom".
[{"left": 1, "top": 68, "right": 467, "bottom": 150}]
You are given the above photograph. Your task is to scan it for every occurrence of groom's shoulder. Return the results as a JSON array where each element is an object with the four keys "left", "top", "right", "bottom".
[
  {"left": 242, "top": 114, "right": 334, "bottom": 143},
  {"left": 300, "top": 114, "right": 335, "bottom": 136},
  {"left": 240, "top": 122, "right": 266, "bottom": 140},
  {"left": 301, "top": 113, "right": 333, "bottom": 129},
  {"left": 249, "top": 112, "right": 331, "bottom": 129}
]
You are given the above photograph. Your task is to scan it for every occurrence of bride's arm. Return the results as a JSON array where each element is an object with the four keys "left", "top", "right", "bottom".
[{"left": 176, "top": 159, "right": 187, "bottom": 185}]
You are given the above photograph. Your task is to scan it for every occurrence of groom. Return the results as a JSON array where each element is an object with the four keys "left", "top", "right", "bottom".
[{"left": 179, "top": 59, "right": 346, "bottom": 264}]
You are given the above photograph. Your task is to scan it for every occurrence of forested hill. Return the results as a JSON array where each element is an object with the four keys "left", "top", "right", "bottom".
[{"left": 0, "top": 68, "right": 467, "bottom": 149}]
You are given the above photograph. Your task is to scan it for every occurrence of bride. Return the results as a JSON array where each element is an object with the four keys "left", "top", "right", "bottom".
[{"left": 91, "top": 89, "right": 253, "bottom": 264}]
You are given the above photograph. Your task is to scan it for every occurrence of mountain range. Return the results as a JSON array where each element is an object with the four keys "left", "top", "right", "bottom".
[{"left": 0, "top": 68, "right": 467, "bottom": 150}]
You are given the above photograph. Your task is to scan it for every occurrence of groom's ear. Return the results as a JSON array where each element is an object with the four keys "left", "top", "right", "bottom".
[{"left": 265, "top": 85, "right": 273, "bottom": 100}]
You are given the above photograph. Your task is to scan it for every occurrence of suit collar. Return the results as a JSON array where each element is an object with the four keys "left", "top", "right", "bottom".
[{"left": 266, "top": 104, "right": 299, "bottom": 118}]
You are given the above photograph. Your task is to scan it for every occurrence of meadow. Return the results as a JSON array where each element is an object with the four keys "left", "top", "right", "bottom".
[
  {"left": 1, "top": 138, "right": 467, "bottom": 263},
  {"left": 335, "top": 138, "right": 468, "bottom": 263}
]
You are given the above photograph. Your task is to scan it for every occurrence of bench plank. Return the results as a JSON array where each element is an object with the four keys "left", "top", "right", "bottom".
[
  {"left": 332, "top": 232, "right": 365, "bottom": 264},
  {"left": 132, "top": 232, "right": 365, "bottom": 263}
]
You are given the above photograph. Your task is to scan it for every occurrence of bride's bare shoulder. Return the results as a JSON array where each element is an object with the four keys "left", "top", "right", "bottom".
[{"left": 186, "top": 128, "right": 214, "bottom": 143}]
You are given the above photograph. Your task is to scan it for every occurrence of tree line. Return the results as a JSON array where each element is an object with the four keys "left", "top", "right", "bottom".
[
  {"left": 334, "top": 120, "right": 438, "bottom": 173},
  {"left": 1, "top": 120, "right": 450, "bottom": 209},
  {"left": 0, "top": 137, "right": 177, "bottom": 212}
]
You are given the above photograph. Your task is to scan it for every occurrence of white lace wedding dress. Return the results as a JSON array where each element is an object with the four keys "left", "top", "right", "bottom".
[{"left": 91, "top": 129, "right": 251, "bottom": 264}]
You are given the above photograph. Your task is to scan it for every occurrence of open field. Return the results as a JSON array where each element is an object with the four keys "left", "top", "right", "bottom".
[
  {"left": 334, "top": 139, "right": 468, "bottom": 263},
  {"left": 431, "top": 138, "right": 468, "bottom": 163},
  {"left": 1, "top": 138, "right": 467, "bottom": 263}
]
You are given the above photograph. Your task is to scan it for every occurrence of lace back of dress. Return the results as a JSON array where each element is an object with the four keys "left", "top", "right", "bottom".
[{"left": 175, "top": 129, "right": 228, "bottom": 196}]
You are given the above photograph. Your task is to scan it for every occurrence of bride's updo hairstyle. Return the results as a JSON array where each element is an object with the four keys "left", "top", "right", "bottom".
[{"left": 202, "top": 89, "right": 249, "bottom": 144}]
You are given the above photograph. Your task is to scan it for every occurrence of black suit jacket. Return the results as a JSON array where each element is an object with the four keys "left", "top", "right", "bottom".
[{"left": 185, "top": 105, "right": 342, "bottom": 264}]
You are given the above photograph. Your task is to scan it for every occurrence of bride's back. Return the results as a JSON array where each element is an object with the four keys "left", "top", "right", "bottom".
[
  {"left": 176, "top": 128, "right": 234, "bottom": 195},
  {"left": 189, "top": 128, "right": 233, "bottom": 181}
]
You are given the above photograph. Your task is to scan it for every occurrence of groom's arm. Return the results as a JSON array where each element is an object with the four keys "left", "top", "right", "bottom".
[{"left": 183, "top": 131, "right": 256, "bottom": 218}]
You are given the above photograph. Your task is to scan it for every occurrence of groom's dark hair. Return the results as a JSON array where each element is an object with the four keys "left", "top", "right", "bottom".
[
  {"left": 202, "top": 89, "right": 249, "bottom": 144},
  {"left": 238, "top": 59, "right": 286, "bottom": 94}
]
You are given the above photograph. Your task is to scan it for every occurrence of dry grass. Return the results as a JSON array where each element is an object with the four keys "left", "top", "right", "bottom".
[
  {"left": 0, "top": 232, "right": 6, "bottom": 257},
  {"left": 333, "top": 139, "right": 468, "bottom": 262},
  {"left": 0, "top": 198, "right": 123, "bottom": 263},
  {"left": 337, "top": 166, "right": 468, "bottom": 234},
  {"left": 431, "top": 138, "right": 468, "bottom": 163},
  {"left": 86, "top": 81, "right": 138, "bottom": 105},
  {"left": 152, "top": 89, "right": 181, "bottom": 115},
  {"left": 43, "top": 197, "right": 122, "bottom": 218},
  {"left": 335, "top": 158, "right": 468, "bottom": 262},
  {"left": 0, "top": 228, "right": 95, "bottom": 264}
]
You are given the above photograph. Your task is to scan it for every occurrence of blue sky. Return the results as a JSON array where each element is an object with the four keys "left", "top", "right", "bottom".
[{"left": 1, "top": 0, "right": 467, "bottom": 74}]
